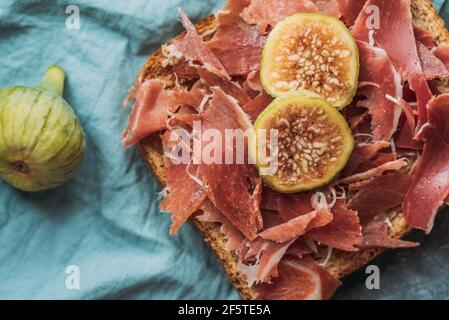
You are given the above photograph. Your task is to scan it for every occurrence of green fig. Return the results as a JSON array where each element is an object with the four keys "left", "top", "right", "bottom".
[{"left": 0, "top": 66, "right": 86, "bottom": 191}]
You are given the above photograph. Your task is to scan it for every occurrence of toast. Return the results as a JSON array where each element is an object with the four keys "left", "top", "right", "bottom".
[{"left": 135, "top": 0, "right": 449, "bottom": 299}]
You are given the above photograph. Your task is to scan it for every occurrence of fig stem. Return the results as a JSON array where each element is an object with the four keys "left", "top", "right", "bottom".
[{"left": 37, "top": 65, "right": 65, "bottom": 96}]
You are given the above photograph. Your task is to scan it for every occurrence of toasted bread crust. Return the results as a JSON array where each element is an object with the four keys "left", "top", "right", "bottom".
[{"left": 135, "top": 0, "right": 449, "bottom": 300}]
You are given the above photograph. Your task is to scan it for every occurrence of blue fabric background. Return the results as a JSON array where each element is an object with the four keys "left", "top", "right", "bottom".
[{"left": 0, "top": 0, "right": 448, "bottom": 300}]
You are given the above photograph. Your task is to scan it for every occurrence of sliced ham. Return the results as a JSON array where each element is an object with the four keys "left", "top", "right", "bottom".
[
  {"left": 343, "top": 141, "right": 390, "bottom": 176},
  {"left": 259, "top": 209, "right": 333, "bottom": 243},
  {"left": 414, "top": 26, "right": 435, "bottom": 49},
  {"left": 239, "top": 238, "right": 295, "bottom": 284},
  {"left": 278, "top": 193, "right": 314, "bottom": 221},
  {"left": 307, "top": 201, "right": 362, "bottom": 252},
  {"left": 196, "top": 200, "right": 245, "bottom": 252},
  {"left": 242, "top": 92, "right": 274, "bottom": 122},
  {"left": 313, "top": 0, "right": 341, "bottom": 17},
  {"left": 336, "top": 0, "right": 366, "bottom": 27},
  {"left": 404, "top": 94, "right": 449, "bottom": 233},
  {"left": 348, "top": 173, "right": 413, "bottom": 226},
  {"left": 195, "top": 65, "right": 251, "bottom": 105},
  {"left": 199, "top": 88, "right": 263, "bottom": 240},
  {"left": 240, "top": 0, "right": 318, "bottom": 35},
  {"left": 361, "top": 219, "right": 419, "bottom": 249},
  {"left": 433, "top": 44, "right": 449, "bottom": 70},
  {"left": 356, "top": 41, "right": 402, "bottom": 141},
  {"left": 174, "top": 9, "right": 230, "bottom": 80},
  {"left": 417, "top": 42, "right": 449, "bottom": 80},
  {"left": 255, "top": 256, "right": 341, "bottom": 300},
  {"left": 353, "top": 0, "right": 432, "bottom": 125},
  {"left": 208, "top": 1, "right": 265, "bottom": 76},
  {"left": 338, "top": 158, "right": 408, "bottom": 185},
  {"left": 122, "top": 80, "right": 203, "bottom": 147},
  {"left": 160, "top": 159, "right": 207, "bottom": 234}
]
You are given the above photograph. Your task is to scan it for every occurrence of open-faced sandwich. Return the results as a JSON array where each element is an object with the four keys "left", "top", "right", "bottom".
[{"left": 122, "top": 0, "right": 449, "bottom": 300}]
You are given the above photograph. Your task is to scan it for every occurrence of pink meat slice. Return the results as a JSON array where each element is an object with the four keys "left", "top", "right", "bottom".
[
  {"left": 160, "top": 159, "right": 207, "bottom": 234},
  {"left": 404, "top": 94, "right": 449, "bottom": 233},
  {"left": 360, "top": 219, "right": 419, "bottom": 249},
  {"left": 174, "top": 9, "right": 230, "bottom": 80},
  {"left": 199, "top": 88, "right": 263, "bottom": 240},
  {"left": 240, "top": 0, "right": 318, "bottom": 35},
  {"left": 356, "top": 41, "right": 402, "bottom": 141},
  {"left": 348, "top": 173, "right": 413, "bottom": 226},
  {"left": 258, "top": 209, "right": 333, "bottom": 243},
  {"left": 307, "top": 201, "right": 362, "bottom": 252},
  {"left": 353, "top": 0, "right": 432, "bottom": 125},
  {"left": 417, "top": 41, "right": 449, "bottom": 80},
  {"left": 255, "top": 256, "right": 341, "bottom": 300},
  {"left": 196, "top": 200, "right": 245, "bottom": 252},
  {"left": 208, "top": 0, "right": 266, "bottom": 76}
]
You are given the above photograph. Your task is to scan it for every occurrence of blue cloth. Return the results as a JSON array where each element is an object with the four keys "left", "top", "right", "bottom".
[{"left": 0, "top": 0, "right": 448, "bottom": 300}]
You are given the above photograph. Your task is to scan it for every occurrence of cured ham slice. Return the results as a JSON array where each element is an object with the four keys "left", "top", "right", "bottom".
[
  {"left": 338, "top": 158, "right": 408, "bottom": 185},
  {"left": 433, "top": 45, "right": 449, "bottom": 70},
  {"left": 353, "top": 0, "right": 432, "bottom": 125},
  {"left": 348, "top": 173, "right": 412, "bottom": 226},
  {"left": 335, "top": 0, "right": 366, "bottom": 27},
  {"left": 404, "top": 94, "right": 449, "bottom": 233},
  {"left": 239, "top": 238, "right": 295, "bottom": 284},
  {"left": 242, "top": 92, "right": 273, "bottom": 122},
  {"left": 199, "top": 88, "right": 263, "bottom": 240},
  {"left": 208, "top": 1, "right": 265, "bottom": 76},
  {"left": 196, "top": 200, "right": 245, "bottom": 252},
  {"left": 240, "top": 0, "right": 318, "bottom": 34},
  {"left": 313, "top": 0, "right": 341, "bottom": 17},
  {"left": 259, "top": 209, "right": 333, "bottom": 243},
  {"left": 174, "top": 9, "right": 230, "bottom": 80},
  {"left": 278, "top": 193, "right": 314, "bottom": 221},
  {"left": 343, "top": 141, "right": 390, "bottom": 176},
  {"left": 195, "top": 66, "right": 251, "bottom": 105},
  {"left": 414, "top": 26, "right": 435, "bottom": 49},
  {"left": 307, "top": 201, "right": 362, "bottom": 252},
  {"left": 122, "top": 80, "right": 203, "bottom": 147},
  {"left": 356, "top": 41, "right": 402, "bottom": 141},
  {"left": 160, "top": 159, "right": 207, "bottom": 234},
  {"left": 417, "top": 42, "right": 449, "bottom": 80},
  {"left": 255, "top": 256, "right": 341, "bottom": 300},
  {"left": 361, "top": 220, "right": 419, "bottom": 249}
]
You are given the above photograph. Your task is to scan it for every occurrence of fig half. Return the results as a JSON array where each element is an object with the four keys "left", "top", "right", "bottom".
[
  {"left": 260, "top": 13, "right": 359, "bottom": 109},
  {"left": 251, "top": 92, "right": 354, "bottom": 193}
]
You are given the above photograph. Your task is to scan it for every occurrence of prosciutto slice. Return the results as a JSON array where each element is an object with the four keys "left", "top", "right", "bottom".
[
  {"left": 338, "top": 158, "right": 408, "bottom": 185},
  {"left": 404, "top": 94, "right": 449, "bottom": 233},
  {"left": 348, "top": 173, "right": 412, "bottom": 226},
  {"left": 335, "top": 0, "right": 366, "bottom": 27},
  {"left": 259, "top": 209, "right": 333, "bottom": 243},
  {"left": 433, "top": 45, "right": 449, "bottom": 70},
  {"left": 414, "top": 26, "right": 435, "bottom": 49},
  {"left": 196, "top": 200, "right": 245, "bottom": 252},
  {"left": 160, "top": 159, "right": 207, "bottom": 234},
  {"left": 417, "top": 42, "right": 449, "bottom": 80},
  {"left": 353, "top": 0, "right": 432, "bottom": 125},
  {"left": 307, "top": 201, "right": 362, "bottom": 252},
  {"left": 343, "top": 141, "right": 390, "bottom": 176},
  {"left": 361, "top": 220, "right": 419, "bottom": 249},
  {"left": 357, "top": 41, "right": 402, "bottom": 141},
  {"left": 240, "top": 0, "right": 318, "bottom": 34},
  {"left": 255, "top": 256, "right": 341, "bottom": 300},
  {"left": 239, "top": 238, "right": 295, "bottom": 284},
  {"left": 122, "top": 80, "right": 203, "bottom": 147},
  {"left": 199, "top": 88, "right": 263, "bottom": 240},
  {"left": 208, "top": 0, "right": 266, "bottom": 76},
  {"left": 174, "top": 9, "right": 230, "bottom": 80}
]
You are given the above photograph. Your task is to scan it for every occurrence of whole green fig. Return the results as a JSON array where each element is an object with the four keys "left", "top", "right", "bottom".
[{"left": 0, "top": 66, "right": 85, "bottom": 191}]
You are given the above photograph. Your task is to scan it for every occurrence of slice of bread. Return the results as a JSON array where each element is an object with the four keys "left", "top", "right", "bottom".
[{"left": 134, "top": 0, "right": 449, "bottom": 300}]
